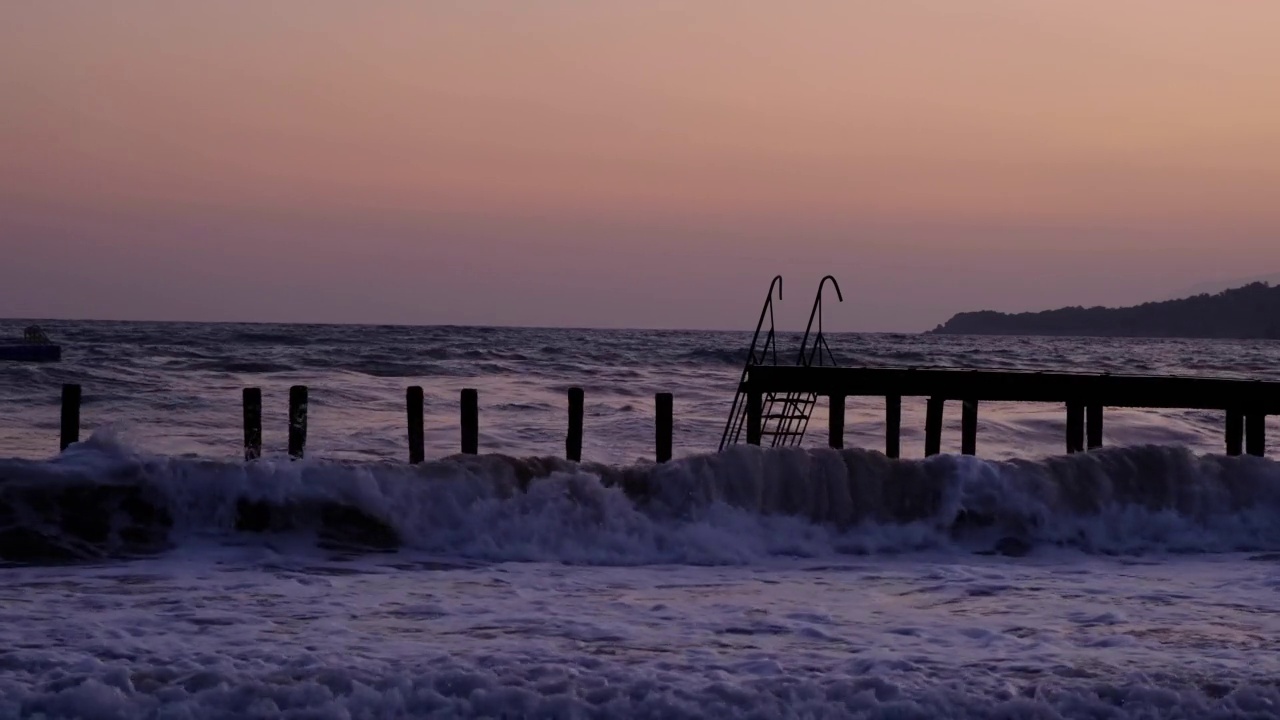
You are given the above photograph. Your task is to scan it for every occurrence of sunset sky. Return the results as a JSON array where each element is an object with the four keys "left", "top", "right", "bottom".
[{"left": 3, "top": 2, "right": 1279, "bottom": 331}]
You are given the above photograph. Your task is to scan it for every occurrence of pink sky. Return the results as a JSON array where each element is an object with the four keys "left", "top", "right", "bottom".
[{"left": 3, "top": 2, "right": 1279, "bottom": 331}]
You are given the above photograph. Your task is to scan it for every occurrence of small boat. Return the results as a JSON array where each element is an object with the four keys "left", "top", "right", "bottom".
[{"left": 0, "top": 325, "right": 62, "bottom": 362}]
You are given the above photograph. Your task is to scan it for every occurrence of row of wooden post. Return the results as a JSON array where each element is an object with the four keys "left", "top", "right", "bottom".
[
  {"left": 820, "top": 394, "right": 1266, "bottom": 458},
  {"left": 54, "top": 383, "right": 674, "bottom": 464},
  {"left": 54, "top": 383, "right": 1267, "bottom": 460}
]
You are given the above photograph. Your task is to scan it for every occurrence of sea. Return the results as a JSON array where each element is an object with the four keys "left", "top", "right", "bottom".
[{"left": 2, "top": 319, "right": 1280, "bottom": 719}]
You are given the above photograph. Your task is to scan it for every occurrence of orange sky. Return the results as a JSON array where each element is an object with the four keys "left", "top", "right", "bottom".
[{"left": 3, "top": 2, "right": 1279, "bottom": 330}]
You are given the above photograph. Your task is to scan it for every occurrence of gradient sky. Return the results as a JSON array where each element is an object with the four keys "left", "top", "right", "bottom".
[{"left": 3, "top": 2, "right": 1279, "bottom": 331}]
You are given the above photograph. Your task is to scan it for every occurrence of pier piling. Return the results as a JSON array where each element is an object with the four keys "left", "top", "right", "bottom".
[
  {"left": 1226, "top": 409, "right": 1244, "bottom": 456},
  {"left": 461, "top": 389, "right": 479, "bottom": 455},
  {"left": 828, "top": 395, "right": 845, "bottom": 450},
  {"left": 1086, "top": 405, "right": 1104, "bottom": 450},
  {"left": 406, "top": 386, "right": 425, "bottom": 464},
  {"left": 288, "top": 385, "right": 308, "bottom": 460},
  {"left": 885, "top": 395, "right": 901, "bottom": 459},
  {"left": 961, "top": 399, "right": 978, "bottom": 456},
  {"left": 243, "top": 388, "right": 262, "bottom": 461},
  {"left": 59, "top": 383, "right": 81, "bottom": 452},
  {"left": 746, "top": 391, "right": 763, "bottom": 446},
  {"left": 1066, "top": 402, "right": 1085, "bottom": 454},
  {"left": 566, "top": 387, "right": 584, "bottom": 462},
  {"left": 924, "top": 397, "right": 944, "bottom": 457},
  {"left": 1246, "top": 413, "right": 1266, "bottom": 457},
  {"left": 656, "top": 392, "right": 673, "bottom": 462}
]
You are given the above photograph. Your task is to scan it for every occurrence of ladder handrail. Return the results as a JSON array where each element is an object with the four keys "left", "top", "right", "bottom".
[
  {"left": 778, "top": 276, "right": 843, "bottom": 446},
  {"left": 719, "top": 276, "right": 783, "bottom": 450},
  {"left": 797, "top": 275, "right": 843, "bottom": 367},
  {"left": 720, "top": 275, "right": 844, "bottom": 452}
]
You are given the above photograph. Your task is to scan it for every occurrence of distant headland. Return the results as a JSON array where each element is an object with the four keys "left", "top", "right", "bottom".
[{"left": 929, "top": 282, "right": 1280, "bottom": 340}]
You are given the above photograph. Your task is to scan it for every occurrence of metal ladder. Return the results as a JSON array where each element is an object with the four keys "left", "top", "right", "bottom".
[
  {"left": 719, "top": 276, "right": 783, "bottom": 450},
  {"left": 720, "top": 276, "right": 843, "bottom": 450}
]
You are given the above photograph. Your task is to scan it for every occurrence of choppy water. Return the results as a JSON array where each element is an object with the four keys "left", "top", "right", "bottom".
[
  {"left": 2, "top": 319, "right": 1280, "bottom": 718},
  {"left": 2, "top": 320, "right": 1278, "bottom": 462}
]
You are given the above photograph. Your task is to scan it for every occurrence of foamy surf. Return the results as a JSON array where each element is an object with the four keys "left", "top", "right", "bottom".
[{"left": 4, "top": 432, "right": 1280, "bottom": 565}]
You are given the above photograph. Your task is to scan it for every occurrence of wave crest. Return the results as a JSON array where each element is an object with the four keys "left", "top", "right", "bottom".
[{"left": 2, "top": 436, "right": 1279, "bottom": 565}]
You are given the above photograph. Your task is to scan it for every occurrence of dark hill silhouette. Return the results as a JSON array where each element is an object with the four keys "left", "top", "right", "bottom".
[{"left": 929, "top": 282, "right": 1280, "bottom": 339}]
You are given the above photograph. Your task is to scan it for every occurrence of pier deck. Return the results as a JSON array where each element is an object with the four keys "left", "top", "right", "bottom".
[{"left": 742, "top": 366, "right": 1279, "bottom": 458}]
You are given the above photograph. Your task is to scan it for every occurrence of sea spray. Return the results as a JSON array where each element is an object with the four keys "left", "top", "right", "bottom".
[{"left": 4, "top": 432, "right": 1280, "bottom": 564}]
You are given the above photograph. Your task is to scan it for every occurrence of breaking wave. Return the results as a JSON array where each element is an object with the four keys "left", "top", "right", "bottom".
[{"left": 3, "top": 433, "right": 1279, "bottom": 565}]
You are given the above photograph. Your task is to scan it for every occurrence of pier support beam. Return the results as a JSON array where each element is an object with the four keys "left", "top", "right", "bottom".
[
  {"left": 243, "top": 388, "right": 262, "bottom": 461},
  {"left": 406, "top": 386, "right": 425, "bottom": 464},
  {"left": 656, "top": 393, "right": 673, "bottom": 462},
  {"left": 885, "top": 395, "right": 901, "bottom": 459},
  {"left": 1086, "top": 405, "right": 1104, "bottom": 450},
  {"left": 461, "top": 389, "right": 479, "bottom": 455},
  {"left": 925, "top": 397, "right": 945, "bottom": 457},
  {"left": 566, "top": 387, "right": 584, "bottom": 462},
  {"left": 288, "top": 385, "right": 308, "bottom": 460},
  {"left": 746, "top": 391, "right": 763, "bottom": 446},
  {"left": 60, "top": 383, "right": 81, "bottom": 452},
  {"left": 1066, "top": 402, "right": 1084, "bottom": 454},
  {"left": 1226, "top": 409, "right": 1244, "bottom": 456},
  {"left": 961, "top": 399, "right": 977, "bottom": 456},
  {"left": 1246, "top": 413, "right": 1266, "bottom": 457},
  {"left": 828, "top": 395, "right": 845, "bottom": 450}
]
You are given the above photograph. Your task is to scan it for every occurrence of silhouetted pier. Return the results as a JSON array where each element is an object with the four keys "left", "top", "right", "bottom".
[
  {"left": 741, "top": 366, "right": 1277, "bottom": 458},
  {"left": 26, "top": 276, "right": 1280, "bottom": 462}
]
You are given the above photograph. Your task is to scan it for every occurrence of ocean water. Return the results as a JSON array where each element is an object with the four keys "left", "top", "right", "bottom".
[{"left": 2, "top": 319, "right": 1280, "bottom": 718}]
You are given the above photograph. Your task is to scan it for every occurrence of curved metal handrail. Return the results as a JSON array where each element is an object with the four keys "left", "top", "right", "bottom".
[
  {"left": 797, "top": 275, "right": 843, "bottom": 366},
  {"left": 719, "top": 275, "right": 784, "bottom": 451}
]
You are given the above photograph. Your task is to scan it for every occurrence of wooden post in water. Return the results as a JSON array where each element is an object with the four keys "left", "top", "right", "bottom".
[
  {"left": 746, "top": 390, "right": 763, "bottom": 446},
  {"left": 961, "top": 399, "right": 978, "bottom": 456},
  {"left": 828, "top": 395, "right": 845, "bottom": 450},
  {"left": 1066, "top": 402, "right": 1085, "bottom": 454},
  {"left": 1245, "top": 413, "right": 1266, "bottom": 457},
  {"left": 288, "top": 385, "right": 308, "bottom": 460},
  {"left": 885, "top": 395, "right": 901, "bottom": 459},
  {"left": 243, "top": 387, "right": 262, "bottom": 461},
  {"left": 1086, "top": 405, "right": 1104, "bottom": 450},
  {"left": 655, "top": 392, "right": 673, "bottom": 462},
  {"left": 924, "top": 397, "right": 945, "bottom": 457},
  {"left": 59, "top": 383, "right": 81, "bottom": 452},
  {"left": 406, "top": 386, "right": 425, "bottom": 464},
  {"left": 461, "top": 389, "right": 479, "bottom": 455},
  {"left": 1226, "top": 409, "right": 1244, "bottom": 456},
  {"left": 566, "top": 387, "right": 584, "bottom": 462}
]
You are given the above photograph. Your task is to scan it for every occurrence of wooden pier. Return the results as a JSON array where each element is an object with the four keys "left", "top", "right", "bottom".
[
  {"left": 42, "top": 366, "right": 1280, "bottom": 463},
  {"left": 742, "top": 366, "right": 1280, "bottom": 458}
]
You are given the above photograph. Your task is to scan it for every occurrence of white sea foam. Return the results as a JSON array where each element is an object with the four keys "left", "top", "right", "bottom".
[
  {"left": 6, "top": 437, "right": 1280, "bottom": 716},
  {"left": 4, "top": 432, "right": 1280, "bottom": 565},
  {"left": 2, "top": 552, "right": 1279, "bottom": 718}
]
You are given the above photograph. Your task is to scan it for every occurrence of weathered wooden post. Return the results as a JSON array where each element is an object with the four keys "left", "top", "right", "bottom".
[
  {"left": 1245, "top": 413, "right": 1266, "bottom": 457},
  {"left": 59, "top": 383, "right": 81, "bottom": 452},
  {"left": 828, "top": 395, "right": 845, "bottom": 450},
  {"left": 243, "top": 387, "right": 262, "bottom": 461},
  {"left": 1086, "top": 405, "right": 1104, "bottom": 450},
  {"left": 925, "top": 397, "right": 945, "bottom": 457},
  {"left": 655, "top": 392, "right": 673, "bottom": 462},
  {"left": 746, "top": 390, "right": 763, "bottom": 446},
  {"left": 961, "top": 399, "right": 978, "bottom": 456},
  {"left": 288, "top": 385, "right": 308, "bottom": 460},
  {"left": 406, "top": 386, "right": 425, "bottom": 464},
  {"left": 1066, "top": 402, "right": 1085, "bottom": 454},
  {"left": 566, "top": 387, "right": 584, "bottom": 461},
  {"left": 1226, "top": 409, "right": 1244, "bottom": 456},
  {"left": 885, "top": 395, "right": 901, "bottom": 459},
  {"left": 461, "top": 389, "right": 479, "bottom": 455}
]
